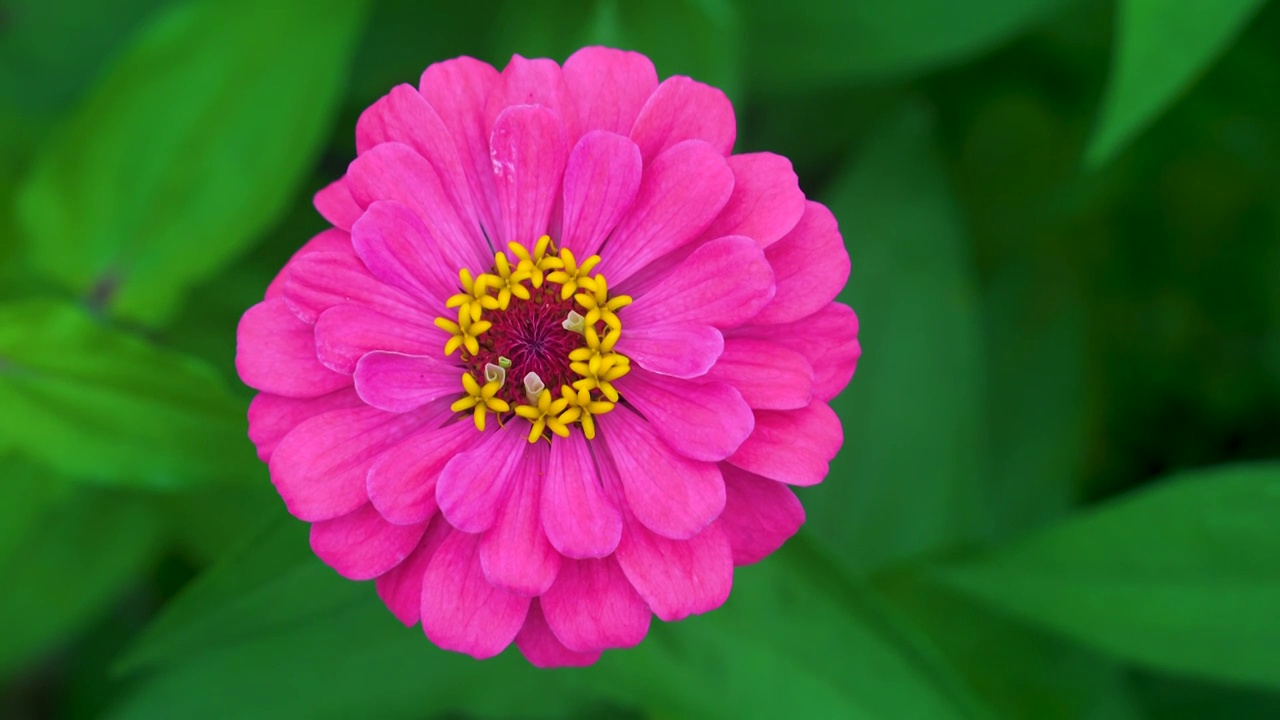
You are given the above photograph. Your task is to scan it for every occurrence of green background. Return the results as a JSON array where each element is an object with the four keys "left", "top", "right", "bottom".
[{"left": 4, "top": 0, "right": 1280, "bottom": 717}]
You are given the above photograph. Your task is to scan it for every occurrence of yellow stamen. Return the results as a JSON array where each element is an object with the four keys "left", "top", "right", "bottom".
[
  {"left": 509, "top": 236, "right": 557, "bottom": 288},
  {"left": 450, "top": 373, "right": 510, "bottom": 430},
  {"left": 569, "top": 348, "right": 630, "bottom": 403},
  {"left": 513, "top": 389, "right": 571, "bottom": 442},
  {"left": 545, "top": 248, "right": 603, "bottom": 300},
  {"left": 445, "top": 269, "right": 491, "bottom": 323},
  {"left": 575, "top": 274, "right": 631, "bottom": 333},
  {"left": 433, "top": 308, "right": 491, "bottom": 357},
  {"left": 556, "top": 385, "right": 614, "bottom": 440}
]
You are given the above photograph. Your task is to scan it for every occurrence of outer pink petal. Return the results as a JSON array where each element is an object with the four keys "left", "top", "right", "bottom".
[
  {"left": 753, "top": 201, "right": 850, "bottom": 325},
  {"left": 487, "top": 55, "right": 577, "bottom": 143},
  {"left": 313, "top": 304, "right": 445, "bottom": 376},
  {"left": 515, "top": 599, "right": 601, "bottom": 668},
  {"left": 355, "top": 84, "right": 481, "bottom": 238},
  {"left": 346, "top": 142, "right": 490, "bottom": 273},
  {"left": 717, "top": 464, "right": 805, "bottom": 566},
  {"left": 420, "top": 530, "right": 531, "bottom": 659},
  {"left": 353, "top": 352, "right": 460, "bottom": 413},
  {"left": 599, "top": 408, "right": 725, "bottom": 540},
  {"left": 236, "top": 299, "right": 349, "bottom": 398},
  {"left": 419, "top": 56, "right": 502, "bottom": 244},
  {"left": 540, "top": 556, "right": 650, "bottom": 652},
  {"left": 615, "top": 515, "right": 733, "bottom": 622},
  {"left": 351, "top": 200, "right": 460, "bottom": 311},
  {"left": 313, "top": 178, "right": 363, "bottom": 233},
  {"left": 480, "top": 443, "right": 561, "bottom": 596},
  {"left": 491, "top": 105, "right": 568, "bottom": 246},
  {"left": 727, "top": 401, "right": 843, "bottom": 487},
  {"left": 630, "top": 76, "right": 735, "bottom": 162},
  {"left": 543, "top": 433, "right": 622, "bottom": 559},
  {"left": 617, "top": 369, "right": 754, "bottom": 462},
  {"left": 623, "top": 235, "right": 775, "bottom": 329},
  {"left": 697, "top": 153, "right": 806, "bottom": 248},
  {"left": 268, "top": 405, "right": 432, "bottom": 521},
  {"left": 564, "top": 47, "right": 658, "bottom": 138},
  {"left": 732, "top": 302, "right": 860, "bottom": 401},
  {"left": 309, "top": 502, "right": 427, "bottom": 581},
  {"left": 376, "top": 517, "right": 452, "bottom": 626},
  {"left": 265, "top": 229, "right": 355, "bottom": 300},
  {"left": 612, "top": 323, "right": 723, "bottom": 379},
  {"left": 283, "top": 250, "right": 427, "bottom": 326},
  {"left": 601, "top": 140, "right": 734, "bottom": 285},
  {"left": 367, "top": 420, "right": 476, "bottom": 526},
  {"left": 436, "top": 429, "right": 526, "bottom": 533},
  {"left": 559, "top": 131, "right": 642, "bottom": 257},
  {"left": 247, "top": 387, "right": 363, "bottom": 462},
  {"left": 705, "top": 337, "right": 815, "bottom": 410}
]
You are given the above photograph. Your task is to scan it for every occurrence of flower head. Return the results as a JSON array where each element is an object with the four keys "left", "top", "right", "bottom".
[{"left": 235, "top": 47, "right": 858, "bottom": 666}]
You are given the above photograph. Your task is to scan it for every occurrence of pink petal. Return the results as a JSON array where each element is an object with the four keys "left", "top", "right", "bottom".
[
  {"left": 733, "top": 302, "right": 860, "bottom": 401},
  {"left": 283, "top": 250, "right": 426, "bottom": 326},
  {"left": 704, "top": 337, "right": 815, "bottom": 410},
  {"left": 612, "top": 322, "right": 723, "bottom": 379},
  {"left": 515, "top": 599, "right": 601, "bottom": 668},
  {"left": 752, "top": 201, "right": 850, "bottom": 325},
  {"left": 540, "top": 556, "right": 650, "bottom": 652},
  {"left": 630, "top": 76, "right": 735, "bottom": 162},
  {"left": 717, "top": 464, "right": 805, "bottom": 566},
  {"left": 420, "top": 530, "right": 530, "bottom": 659},
  {"left": 564, "top": 47, "right": 658, "bottom": 138},
  {"left": 487, "top": 55, "right": 576, "bottom": 142},
  {"left": 600, "top": 140, "right": 734, "bottom": 285},
  {"left": 615, "top": 515, "right": 733, "bottom": 622},
  {"left": 436, "top": 429, "right": 526, "bottom": 533},
  {"left": 236, "top": 299, "right": 349, "bottom": 398},
  {"left": 697, "top": 153, "right": 806, "bottom": 248},
  {"left": 346, "top": 142, "right": 491, "bottom": 274},
  {"left": 247, "top": 387, "right": 363, "bottom": 462},
  {"left": 351, "top": 200, "right": 460, "bottom": 311},
  {"left": 265, "top": 229, "right": 355, "bottom": 300},
  {"left": 727, "top": 401, "right": 843, "bottom": 487},
  {"left": 313, "top": 304, "right": 445, "bottom": 376},
  {"left": 543, "top": 433, "right": 622, "bottom": 559},
  {"left": 623, "top": 235, "right": 775, "bottom": 329},
  {"left": 354, "top": 84, "right": 480, "bottom": 235},
  {"left": 268, "top": 405, "right": 432, "bottom": 521},
  {"left": 367, "top": 420, "right": 476, "bottom": 525},
  {"left": 559, "top": 131, "right": 642, "bottom": 257},
  {"left": 419, "top": 56, "right": 502, "bottom": 244},
  {"left": 313, "top": 178, "right": 363, "bottom": 233},
  {"left": 309, "top": 502, "right": 427, "bottom": 581},
  {"left": 617, "top": 369, "right": 754, "bottom": 462},
  {"left": 490, "top": 105, "right": 568, "bottom": 246},
  {"left": 376, "top": 517, "right": 452, "bottom": 626},
  {"left": 480, "top": 442, "right": 561, "bottom": 596},
  {"left": 598, "top": 407, "right": 725, "bottom": 540},
  {"left": 353, "top": 351, "right": 461, "bottom": 414}
]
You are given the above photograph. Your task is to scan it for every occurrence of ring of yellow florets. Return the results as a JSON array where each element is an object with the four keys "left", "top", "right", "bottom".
[{"left": 433, "top": 236, "right": 632, "bottom": 442}]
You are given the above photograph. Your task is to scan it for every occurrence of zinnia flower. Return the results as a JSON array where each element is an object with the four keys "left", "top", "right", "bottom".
[{"left": 235, "top": 47, "right": 858, "bottom": 666}]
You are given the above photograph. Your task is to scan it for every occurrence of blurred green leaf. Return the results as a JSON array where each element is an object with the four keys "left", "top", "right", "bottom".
[
  {"left": 815, "top": 102, "right": 987, "bottom": 575},
  {"left": 0, "top": 456, "right": 71, "bottom": 564},
  {"left": 0, "top": 299, "right": 250, "bottom": 488},
  {"left": 1086, "top": 0, "right": 1268, "bottom": 166},
  {"left": 591, "top": 539, "right": 979, "bottom": 719},
  {"left": 119, "top": 517, "right": 362, "bottom": 674},
  {"left": 937, "top": 462, "right": 1280, "bottom": 689},
  {"left": 0, "top": 487, "right": 159, "bottom": 680},
  {"left": 738, "top": 0, "right": 1065, "bottom": 91},
  {"left": 16, "top": 0, "right": 369, "bottom": 327}
]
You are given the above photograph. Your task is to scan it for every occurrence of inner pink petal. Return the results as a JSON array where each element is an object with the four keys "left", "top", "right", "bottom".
[
  {"left": 236, "top": 299, "right": 349, "bottom": 398},
  {"left": 543, "top": 433, "right": 622, "bottom": 559},
  {"left": 313, "top": 303, "right": 446, "bottom": 376},
  {"left": 563, "top": 47, "right": 658, "bottom": 140},
  {"left": 559, "top": 131, "right": 642, "bottom": 257},
  {"left": 630, "top": 75, "right": 735, "bottom": 162},
  {"left": 436, "top": 429, "right": 527, "bottom": 533},
  {"left": 515, "top": 599, "right": 602, "bottom": 668},
  {"left": 616, "top": 369, "right": 754, "bottom": 462},
  {"left": 704, "top": 337, "right": 815, "bottom": 410},
  {"left": 697, "top": 153, "right": 806, "bottom": 248},
  {"left": 247, "top": 387, "right": 363, "bottom": 462},
  {"left": 367, "top": 420, "right": 476, "bottom": 526},
  {"left": 354, "top": 352, "right": 461, "bottom": 414},
  {"left": 727, "top": 401, "right": 844, "bottom": 487},
  {"left": 420, "top": 530, "right": 531, "bottom": 659},
  {"left": 539, "top": 556, "right": 651, "bottom": 653},
  {"left": 351, "top": 200, "right": 461, "bottom": 311},
  {"left": 490, "top": 105, "right": 568, "bottom": 246},
  {"left": 752, "top": 200, "right": 850, "bottom": 326},
  {"left": 622, "top": 235, "right": 775, "bottom": 330},
  {"left": 480, "top": 442, "right": 561, "bottom": 596},
  {"left": 717, "top": 464, "right": 805, "bottom": 566},
  {"left": 309, "top": 502, "right": 427, "bottom": 581}
]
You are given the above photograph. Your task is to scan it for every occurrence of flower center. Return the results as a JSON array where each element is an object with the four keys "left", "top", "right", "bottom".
[{"left": 433, "top": 236, "right": 632, "bottom": 441}]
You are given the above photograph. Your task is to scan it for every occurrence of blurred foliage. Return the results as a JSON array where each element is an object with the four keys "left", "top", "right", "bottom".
[{"left": 2, "top": 0, "right": 1280, "bottom": 717}]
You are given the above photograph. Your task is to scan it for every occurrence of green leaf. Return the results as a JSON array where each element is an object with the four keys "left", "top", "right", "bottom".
[
  {"left": 0, "top": 486, "right": 159, "bottom": 679},
  {"left": 814, "top": 102, "right": 988, "bottom": 575},
  {"left": 590, "top": 539, "right": 978, "bottom": 719},
  {"left": 937, "top": 462, "right": 1280, "bottom": 689},
  {"left": 0, "top": 456, "right": 71, "bottom": 565},
  {"left": 1086, "top": 0, "right": 1269, "bottom": 166},
  {"left": 0, "top": 300, "right": 252, "bottom": 488},
  {"left": 16, "top": 0, "right": 370, "bottom": 327},
  {"left": 738, "top": 0, "right": 1066, "bottom": 91}
]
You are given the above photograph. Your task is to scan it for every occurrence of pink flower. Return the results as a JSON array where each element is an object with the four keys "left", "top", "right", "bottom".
[{"left": 235, "top": 47, "right": 858, "bottom": 666}]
